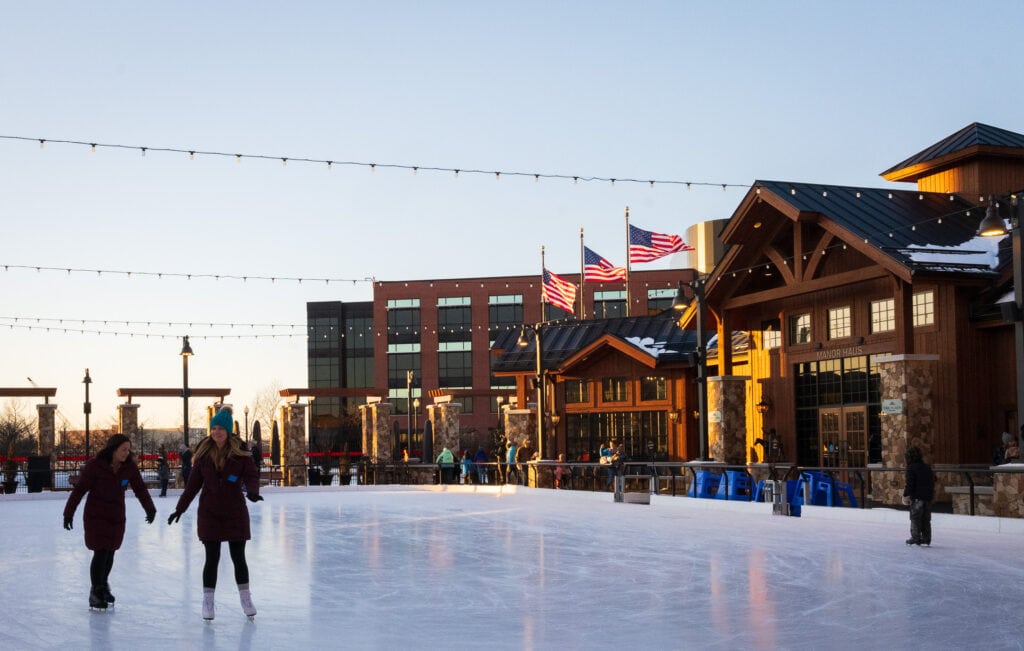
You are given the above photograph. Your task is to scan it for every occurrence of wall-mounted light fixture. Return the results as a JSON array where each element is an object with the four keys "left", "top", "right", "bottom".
[
  {"left": 667, "top": 410, "right": 679, "bottom": 422},
  {"left": 756, "top": 397, "right": 772, "bottom": 415}
]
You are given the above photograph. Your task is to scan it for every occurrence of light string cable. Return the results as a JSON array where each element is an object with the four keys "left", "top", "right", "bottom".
[
  {"left": 2, "top": 134, "right": 747, "bottom": 190},
  {"left": 0, "top": 321, "right": 305, "bottom": 340},
  {"left": 0, "top": 263, "right": 375, "bottom": 285}
]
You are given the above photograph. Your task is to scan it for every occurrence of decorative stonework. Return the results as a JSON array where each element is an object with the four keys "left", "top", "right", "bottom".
[
  {"left": 117, "top": 403, "right": 139, "bottom": 439},
  {"left": 427, "top": 402, "right": 462, "bottom": 458},
  {"left": 707, "top": 376, "right": 749, "bottom": 464},
  {"left": 358, "top": 402, "right": 393, "bottom": 461},
  {"left": 37, "top": 403, "right": 57, "bottom": 456},
  {"left": 505, "top": 409, "right": 533, "bottom": 451},
  {"left": 875, "top": 355, "right": 937, "bottom": 506},
  {"left": 992, "top": 471, "right": 1024, "bottom": 518},
  {"left": 281, "top": 403, "right": 307, "bottom": 487}
]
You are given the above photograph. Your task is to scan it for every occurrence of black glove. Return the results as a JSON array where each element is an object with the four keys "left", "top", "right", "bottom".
[
  {"left": 145, "top": 511, "right": 156, "bottom": 524},
  {"left": 167, "top": 511, "right": 181, "bottom": 525},
  {"left": 247, "top": 494, "right": 264, "bottom": 503},
  {"left": 63, "top": 516, "right": 73, "bottom": 530}
]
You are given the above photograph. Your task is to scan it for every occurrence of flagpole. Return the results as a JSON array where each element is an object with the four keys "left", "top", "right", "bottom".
[
  {"left": 579, "top": 228, "right": 585, "bottom": 320},
  {"left": 624, "top": 206, "right": 631, "bottom": 317},
  {"left": 540, "top": 245, "right": 546, "bottom": 323}
]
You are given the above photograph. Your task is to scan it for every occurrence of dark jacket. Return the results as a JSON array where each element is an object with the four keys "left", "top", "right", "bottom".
[
  {"left": 904, "top": 461, "right": 935, "bottom": 501},
  {"left": 175, "top": 451, "right": 258, "bottom": 542},
  {"left": 63, "top": 457, "right": 156, "bottom": 551}
]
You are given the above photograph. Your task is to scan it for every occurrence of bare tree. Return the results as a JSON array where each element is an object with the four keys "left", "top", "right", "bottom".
[
  {"left": 0, "top": 400, "right": 34, "bottom": 456},
  {"left": 248, "top": 381, "right": 284, "bottom": 441}
]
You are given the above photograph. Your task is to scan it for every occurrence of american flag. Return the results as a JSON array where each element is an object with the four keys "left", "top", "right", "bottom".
[
  {"left": 583, "top": 246, "right": 627, "bottom": 282},
  {"left": 628, "top": 224, "right": 693, "bottom": 263},
  {"left": 542, "top": 268, "right": 577, "bottom": 313}
]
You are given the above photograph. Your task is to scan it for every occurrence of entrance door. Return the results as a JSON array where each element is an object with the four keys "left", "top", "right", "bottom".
[{"left": 818, "top": 406, "right": 868, "bottom": 468}]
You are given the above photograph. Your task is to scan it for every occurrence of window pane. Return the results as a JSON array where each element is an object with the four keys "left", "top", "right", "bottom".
[
  {"left": 913, "top": 291, "right": 934, "bottom": 327},
  {"left": 828, "top": 306, "right": 851, "bottom": 339},
  {"left": 640, "top": 376, "right": 667, "bottom": 401},
  {"left": 871, "top": 298, "right": 895, "bottom": 333},
  {"left": 789, "top": 314, "right": 811, "bottom": 344}
]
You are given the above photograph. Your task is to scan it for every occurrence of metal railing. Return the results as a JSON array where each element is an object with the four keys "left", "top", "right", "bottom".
[{"left": 4, "top": 458, "right": 1020, "bottom": 517}]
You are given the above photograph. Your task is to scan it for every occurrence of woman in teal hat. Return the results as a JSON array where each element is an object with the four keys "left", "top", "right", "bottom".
[{"left": 168, "top": 406, "right": 263, "bottom": 621}]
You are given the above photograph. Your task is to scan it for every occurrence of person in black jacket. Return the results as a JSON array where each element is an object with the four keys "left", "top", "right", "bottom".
[{"left": 902, "top": 446, "right": 935, "bottom": 546}]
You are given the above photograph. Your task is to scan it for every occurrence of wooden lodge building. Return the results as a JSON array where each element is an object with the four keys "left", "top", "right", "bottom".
[{"left": 492, "top": 122, "right": 1024, "bottom": 469}]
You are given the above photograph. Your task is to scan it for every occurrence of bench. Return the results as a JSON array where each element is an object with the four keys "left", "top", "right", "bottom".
[
  {"left": 260, "top": 470, "right": 283, "bottom": 486},
  {"left": 945, "top": 485, "right": 994, "bottom": 516}
]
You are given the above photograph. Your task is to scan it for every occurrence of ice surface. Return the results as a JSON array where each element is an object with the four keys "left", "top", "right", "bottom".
[{"left": 2, "top": 486, "right": 1024, "bottom": 650}]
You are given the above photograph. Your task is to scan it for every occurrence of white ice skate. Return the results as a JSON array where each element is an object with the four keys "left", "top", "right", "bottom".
[
  {"left": 239, "top": 588, "right": 257, "bottom": 620},
  {"left": 202, "top": 589, "right": 215, "bottom": 621}
]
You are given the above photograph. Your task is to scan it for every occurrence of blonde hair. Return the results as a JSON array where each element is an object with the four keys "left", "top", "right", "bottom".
[{"left": 194, "top": 431, "right": 248, "bottom": 470}]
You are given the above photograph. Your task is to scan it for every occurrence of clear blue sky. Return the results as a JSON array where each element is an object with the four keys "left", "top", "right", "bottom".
[{"left": 2, "top": 1, "right": 1021, "bottom": 431}]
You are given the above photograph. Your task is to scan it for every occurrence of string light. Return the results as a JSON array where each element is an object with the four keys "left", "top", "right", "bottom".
[
  {"left": 0, "top": 134, "right": 752, "bottom": 191},
  {"left": 0, "top": 263, "right": 374, "bottom": 285}
]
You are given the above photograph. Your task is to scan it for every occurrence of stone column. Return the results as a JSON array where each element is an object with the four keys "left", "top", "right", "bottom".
[
  {"left": 118, "top": 403, "right": 140, "bottom": 438},
  {"left": 36, "top": 404, "right": 57, "bottom": 456},
  {"left": 707, "top": 376, "right": 749, "bottom": 464},
  {"left": 505, "top": 409, "right": 533, "bottom": 449},
  {"left": 427, "top": 402, "right": 462, "bottom": 457},
  {"left": 875, "top": 354, "right": 938, "bottom": 505},
  {"left": 359, "top": 403, "right": 376, "bottom": 458},
  {"left": 366, "top": 402, "right": 394, "bottom": 461},
  {"left": 282, "top": 402, "right": 307, "bottom": 487},
  {"left": 993, "top": 473, "right": 1024, "bottom": 518}
]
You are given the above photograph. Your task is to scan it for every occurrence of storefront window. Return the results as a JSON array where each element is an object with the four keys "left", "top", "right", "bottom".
[
  {"left": 828, "top": 306, "right": 851, "bottom": 339},
  {"left": 871, "top": 298, "right": 895, "bottom": 333},
  {"left": 790, "top": 313, "right": 811, "bottom": 344},
  {"left": 913, "top": 291, "right": 935, "bottom": 326}
]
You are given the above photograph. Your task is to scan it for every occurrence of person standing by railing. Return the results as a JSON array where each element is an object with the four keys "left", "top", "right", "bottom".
[{"left": 903, "top": 446, "right": 934, "bottom": 546}]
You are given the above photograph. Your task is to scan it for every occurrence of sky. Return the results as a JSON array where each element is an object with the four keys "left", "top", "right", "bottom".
[
  {"left": 3, "top": 486, "right": 1024, "bottom": 649},
  {"left": 2, "top": 1, "right": 1024, "bottom": 431}
]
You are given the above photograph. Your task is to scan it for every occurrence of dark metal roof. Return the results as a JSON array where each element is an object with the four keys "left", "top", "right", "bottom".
[
  {"left": 882, "top": 122, "right": 1024, "bottom": 176},
  {"left": 491, "top": 311, "right": 698, "bottom": 374},
  {"left": 755, "top": 180, "right": 997, "bottom": 275}
]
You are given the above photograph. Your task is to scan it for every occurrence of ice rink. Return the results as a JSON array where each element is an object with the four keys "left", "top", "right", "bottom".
[{"left": 2, "top": 485, "right": 1024, "bottom": 650}]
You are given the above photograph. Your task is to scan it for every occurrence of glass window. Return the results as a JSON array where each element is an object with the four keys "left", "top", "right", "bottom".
[
  {"left": 309, "top": 358, "right": 339, "bottom": 386},
  {"left": 761, "top": 319, "right": 781, "bottom": 350},
  {"left": 565, "top": 380, "right": 590, "bottom": 404},
  {"left": 344, "top": 357, "right": 374, "bottom": 388},
  {"left": 647, "top": 288, "right": 676, "bottom": 314},
  {"left": 387, "top": 298, "right": 420, "bottom": 309},
  {"left": 640, "top": 376, "right": 667, "bottom": 401},
  {"left": 828, "top": 306, "right": 851, "bottom": 340},
  {"left": 913, "top": 291, "right": 934, "bottom": 327},
  {"left": 871, "top": 298, "right": 895, "bottom": 333},
  {"left": 309, "top": 317, "right": 339, "bottom": 351},
  {"left": 489, "top": 295, "right": 523, "bottom": 345},
  {"left": 438, "top": 296, "right": 470, "bottom": 307},
  {"left": 344, "top": 316, "right": 373, "bottom": 354},
  {"left": 594, "top": 291, "right": 626, "bottom": 319},
  {"left": 438, "top": 350, "right": 473, "bottom": 389},
  {"left": 789, "top": 313, "right": 811, "bottom": 345},
  {"left": 601, "top": 377, "right": 629, "bottom": 402}
]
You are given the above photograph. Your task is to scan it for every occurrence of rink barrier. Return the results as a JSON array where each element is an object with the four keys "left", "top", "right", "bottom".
[{"left": 7, "top": 458, "right": 1023, "bottom": 518}]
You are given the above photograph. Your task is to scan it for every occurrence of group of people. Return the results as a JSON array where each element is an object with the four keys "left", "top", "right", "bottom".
[
  {"left": 993, "top": 431, "right": 1021, "bottom": 465},
  {"left": 62, "top": 406, "right": 263, "bottom": 621}
]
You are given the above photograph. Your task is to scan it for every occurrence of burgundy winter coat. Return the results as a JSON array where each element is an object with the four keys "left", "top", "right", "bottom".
[
  {"left": 174, "top": 451, "right": 259, "bottom": 542},
  {"left": 63, "top": 457, "right": 156, "bottom": 551}
]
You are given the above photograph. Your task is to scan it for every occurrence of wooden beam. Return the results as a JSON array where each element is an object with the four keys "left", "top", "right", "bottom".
[
  {"left": 116, "top": 388, "right": 231, "bottom": 399},
  {"left": 0, "top": 388, "right": 57, "bottom": 398},
  {"left": 722, "top": 266, "right": 893, "bottom": 310}
]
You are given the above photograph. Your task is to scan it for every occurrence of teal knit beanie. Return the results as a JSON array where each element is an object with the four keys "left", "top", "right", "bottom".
[{"left": 210, "top": 407, "right": 234, "bottom": 433}]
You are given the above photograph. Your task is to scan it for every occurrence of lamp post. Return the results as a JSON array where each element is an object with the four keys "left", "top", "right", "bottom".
[
  {"left": 180, "top": 336, "right": 193, "bottom": 448},
  {"left": 517, "top": 323, "right": 546, "bottom": 460},
  {"left": 406, "top": 370, "right": 414, "bottom": 452},
  {"left": 979, "top": 193, "right": 1024, "bottom": 448},
  {"left": 244, "top": 406, "right": 250, "bottom": 441},
  {"left": 82, "top": 368, "right": 92, "bottom": 458},
  {"left": 673, "top": 279, "right": 709, "bottom": 460},
  {"left": 412, "top": 398, "right": 420, "bottom": 453},
  {"left": 496, "top": 395, "right": 505, "bottom": 433}
]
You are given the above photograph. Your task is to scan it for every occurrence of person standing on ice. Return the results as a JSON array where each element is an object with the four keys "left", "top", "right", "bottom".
[
  {"left": 902, "top": 445, "right": 934, "bottom": 546},
  {"left": 62, "top": 433, "right": 157, "bottom": 610},
  {"left": 167, "top": 406, "right": 263, "bottom": 621}
]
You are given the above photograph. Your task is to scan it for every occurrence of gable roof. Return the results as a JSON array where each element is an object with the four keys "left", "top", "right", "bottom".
[
  {"left": 882, "top": 122, "right": 1024, "bottom": 180},
  {"left": 490, "top": 311, "right": 697, "bottom": 374},
  {"left": 751, "top": 180, "right": 999, "bottom": 275}
]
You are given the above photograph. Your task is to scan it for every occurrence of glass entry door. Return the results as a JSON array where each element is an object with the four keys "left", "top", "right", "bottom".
[{"left": 818, "top": 406, "right": 867, "bottom": 468}]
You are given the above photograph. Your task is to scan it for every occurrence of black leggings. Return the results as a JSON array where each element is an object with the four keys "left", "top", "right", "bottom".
[
  {"left": 90, "top": 549, "right": 115, "bottom": 587},
  {"left": 202, "top": 540, "right": 249, "bottom": 589}
]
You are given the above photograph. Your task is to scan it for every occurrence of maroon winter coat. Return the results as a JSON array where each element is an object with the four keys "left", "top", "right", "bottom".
[
  {"left": 63, "top": 457, "right": 156, "bottom": 551},
  {"left": 174, "top": 451, "right": 259, "bottom": 542}
]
